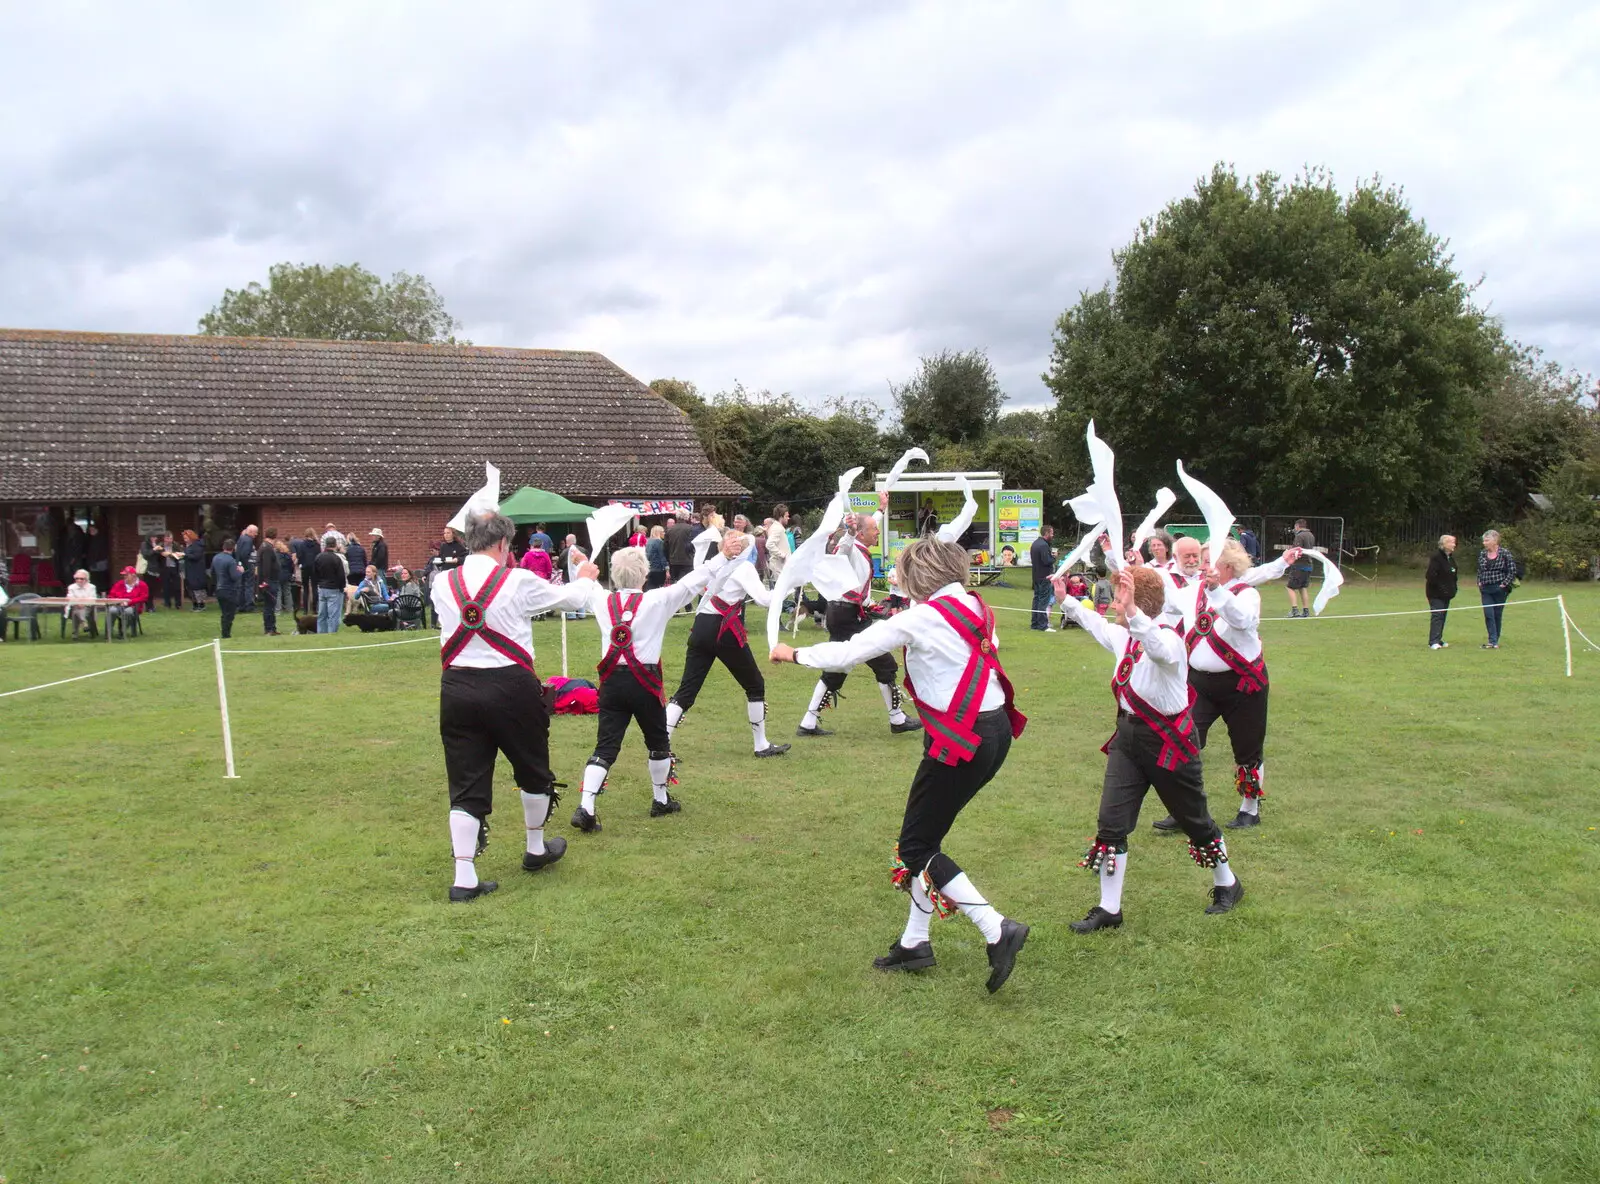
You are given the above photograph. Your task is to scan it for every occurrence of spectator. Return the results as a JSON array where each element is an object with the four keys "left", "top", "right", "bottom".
[
  {"left": 392, "top": 567, "right": 425, "bottom": 626},
  {"left": 627, "top": 520, "right": 648, "bottom": 548},
  {"left": 344, "top": 534, "right": 368, "bottom": 588},
  {"left": 664, "top": 514, "right": 697, "bottom": 585},
  {"left": 182, "top": 529, "right": 208, "bottom": 610},
  {"left": 1239, "top": 527, "right": 1262, "bottom": 564},
  {"left": 85, "top": 523, "right": 110, "bottom": 592},
  {"left": 753, "top": 521, "right": 770, "bottom": 581},
  {"left": 288, "top": 529, "right": 317, "bottom": 612},
  {"left": 732, "top": 513, "right": 751, "bottom": 533},
  {"left": 312, "top": 538, "right": 347, "bottom": 633},
  {"left": 520, "top": 538, "right": 554, "bottom": 580},
  {"left": 158, "top": 532, "right": 182, "bottom": 610},
  {"left": 355, "top": 564, "right": 393, "bottom": 614},
  {"left": 917, "top": 497, "right": 940, "bottom": 538},
  {"left": 65, "top": 568, "right": 99, "bottom": 636},
  {"left": 529, "top": 522, "right": 554, "bottom": 558},
  {"left": 1143, "top": 529, "right": 1175, "bottom": 569},
  {"left": 319, "top": 522, "right": 344, "bottom": 550},
  {"left": 1424, "top": 534, "right": 1458, "bottom": 650},
  {"left": 137, "top": 534, "right": 162, "bottom": 610},
  {"left": 210, "top": 537, "right": 244, "bottom": 639},
  {"left": 235, "top": 525, "right": 259, "bottom": 613},
  {"left": 1030, "top": 525, "right": 1056, "bottom": 631},
  {"left": 256, "top": 527, "right": 283, "bottom": 635},
  {"left": 367, "top": 527, "right": 389, "bottom": 575},
  {"left": 644, "top": 525, "right": 669, "bottom": 589},
  {"left": 766, "top": 504, "right": 792, "bottom": 588},
  {"left": 1476, "top": 529, "right": 1516, "bottom": 650},
  {"left": 437, "top": 526, "right": 468, "bottom": 573},
  {"left": 273, "top": 536, "right": 296, "bottom": 614},
  {"left": 108, "top": 565, "right": 149, "bottom": 634},
  {"left": 1286, "top": 519, "right": 1316, "bottom": 618}
]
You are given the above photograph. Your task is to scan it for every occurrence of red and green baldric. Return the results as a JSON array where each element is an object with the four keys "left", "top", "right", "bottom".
[
  {"left": 597, "top": 591, "right": 665, "bottom": 703},
  {"left": 1106, "top": 631, "right": 1198, "bottom": 770},
  {"left": 441, "top": 565, "right": 534, "bottom": 671},
  {"left": 1187, "top": 582, "right": 1268, "bottom": 694},
  {"left": 903, "top": 592, "right": 1027, "bottom": 766}
]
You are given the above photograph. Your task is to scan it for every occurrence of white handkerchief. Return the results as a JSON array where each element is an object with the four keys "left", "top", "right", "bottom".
[
  {"left": 586, "top": 503, "right": 636, "bottom": 559},
  {"left": 447, "top": 462, "right": 501, "bottom": 532},
  {"left": 936, "top": 474, "right": 977, "bottom": 544}
]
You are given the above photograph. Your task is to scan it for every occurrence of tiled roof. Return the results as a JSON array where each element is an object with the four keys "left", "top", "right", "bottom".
[{"left": 0, "top": 330, "right": 746, "bottom": 502}]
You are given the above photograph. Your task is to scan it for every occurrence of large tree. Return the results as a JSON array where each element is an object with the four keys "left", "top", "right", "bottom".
[
  {"left": 892, "top": 348, "right": 1007, "bottom": 446},
  {"left": 198, "top": 262, "right": 463, "bottom": 343},
  {"left": 1044, "top": 166, "right": 1501, "bottom": 532}
]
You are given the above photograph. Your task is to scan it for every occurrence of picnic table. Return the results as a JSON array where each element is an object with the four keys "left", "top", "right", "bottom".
[{"left": 8, "top": 597, "right": 135, "bottom": 642}]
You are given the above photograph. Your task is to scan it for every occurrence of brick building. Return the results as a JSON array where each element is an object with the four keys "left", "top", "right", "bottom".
[{"left": 0, "top": 330, "right": 744, "bottom": 587}]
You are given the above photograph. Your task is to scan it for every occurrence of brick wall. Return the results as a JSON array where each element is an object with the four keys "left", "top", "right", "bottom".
[{"left": 256, "top": 500, "right": 461, "bottom": 573}]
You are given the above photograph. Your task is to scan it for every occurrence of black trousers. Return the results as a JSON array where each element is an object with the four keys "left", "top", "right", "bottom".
[
  {"left": 1427, "top": 597, "right": 1452, "bottom": 646},
  {"left": 645, "top": 569, "right": 667, "bottom": 590},
  {"left": 671, "top": 612, "right": 765, "bottom": 709},
  {"left": 820, "top": 603, "right": 898, "bottom": 693},
  {"left": 898, "top": 709, "right": 1012, "bottom": 889},
  {"left": 440, "top": 664, "right": 554, "bottom": 818},
  {"left": 1189, "top": 667, "right": 1268, "bottom": 770},
  {"left": 1096, "top": 713, "right": 1219, "bottom": 850},
  {"left": 216, "top": 591, "right": 238, "bottom": 638},
  {"left": 261, "top": 583, "right": 277, "bottom": 634},
  {"left": 162, "top": 568, "right": 181, "bottom": 608},
  {"left": 591, "top": 664, "right": 671, "bottom": 765},
  {"left": 668, "top": 563, "right": 692, "bottom": 585}
]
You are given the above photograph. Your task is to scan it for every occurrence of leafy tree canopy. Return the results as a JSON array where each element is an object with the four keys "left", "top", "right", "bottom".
[
  {"left": 893, "top": 348, "right": 1007, "bottom": 446},
  {"left": 199, "top": 262, "right": 464, "bottom": 343}
]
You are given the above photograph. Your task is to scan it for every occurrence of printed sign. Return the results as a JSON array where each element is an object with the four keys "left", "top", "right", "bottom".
[
  {"left": 136, "top": 514, "right": 167, "bottom": 537},
  {"left": 608, "top": 499, "right": 693, "bottom": 517},
  {"left": 995, "top": 490, "right": 1043, "bottom": 565}
]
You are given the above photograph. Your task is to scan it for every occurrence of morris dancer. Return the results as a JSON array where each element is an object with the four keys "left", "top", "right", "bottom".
[
  {"left": 1054, "top": 566, "right": 1243, "bottom": 932},
  {"left": 571, "top": 537, "right": 739, "bottom": 833},
  {"left": 794, "top": 495, "right": 922, "bottom": 739},
  {"left": 1150, "top": 541, "right": 1302, "bottom": 833},
  {"left": 434, "top": 510, "right": 599, "bottom": 903},
  {"left": 772, "top": 538, "right": 1030, "bottom": 993},
  {"left": 665, "top": 533, "right": 790, "bottom": 758}
]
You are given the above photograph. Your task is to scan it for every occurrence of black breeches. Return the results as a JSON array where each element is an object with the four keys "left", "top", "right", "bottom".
[
  {"left": 440, "top": 665, "right": 554, "bottom": 818},
  {"left": 591, "top": 665, "right": 670, "bottom": 765},
  {"left": 897, "top": 710, "right": 1012, "bottom": 889},
  {"left": 820, "top": 602, "right": 897, "bottom": 692},
  {"left": 1095, "top": 714, "right": 1219, "bottom": 850},
  {"left": 1189, "top": 667, "right": 1268, "bottom": 768},
  {"left": 671, "top": 612, "right": 765, "bottom": 709}
]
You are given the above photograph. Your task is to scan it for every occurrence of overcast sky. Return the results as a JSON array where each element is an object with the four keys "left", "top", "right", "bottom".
[{"left": 3, "top": 0, "right": 1596, "bottom": 412}]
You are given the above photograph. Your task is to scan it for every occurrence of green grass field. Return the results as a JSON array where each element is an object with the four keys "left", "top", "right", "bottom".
[{"left": 2, "top": 576, "right": 1598, "bottom": 1183}]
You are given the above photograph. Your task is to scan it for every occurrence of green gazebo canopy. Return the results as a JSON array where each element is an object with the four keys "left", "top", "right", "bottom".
[{"left": 497, "top": 486, "right": 598, "bottom": 524}]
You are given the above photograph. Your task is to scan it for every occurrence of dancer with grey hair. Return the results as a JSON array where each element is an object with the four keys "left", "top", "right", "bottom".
[
  {"left": 434, "top": 510, "right": 600, "bottom": 903},
  {"left": 772, "top": 537, "right": 1030, "bottom": 993},
  {"left": 572, "top": 536, "right": 741, "bottom": 833}
]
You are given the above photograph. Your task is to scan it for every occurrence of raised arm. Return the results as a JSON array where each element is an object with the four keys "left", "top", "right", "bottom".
[
  {"left": 786, "top": 611, "right": 917, "bottom": 672},
  {"left": 1204, "top": 580, "right": 1260, "bottom": 632},
  {"left": 1126, "top": 610, "right": 1183, "bottom": 667},
  {"left": 652, "top": 553, "right": 730, "bottom": 615},
  {"left": 726, "top": 559, "right": 772, "bottom": 607},
  {"left": 1241, "top": 550, "right": 1296, "bottom": 587},
  {"left": 1052, "top": 572, "right": 1123, "bottom": 654}
]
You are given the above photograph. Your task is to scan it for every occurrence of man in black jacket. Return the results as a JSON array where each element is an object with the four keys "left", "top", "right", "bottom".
[
  {"left": 256, "top": 529, "right": 282, "bottom": 636},
  {"left": 1029, "top": 526, "right": 1056, "bottom": 630},
  {"left": 1425, "top": 534, "right": 1458, "bottom": 649},
  {"left": 664, "top": 513, "right": 698, "bottom": 585},
  {"left": 368, "top": 528, "right": 389, "bottom": 575}
]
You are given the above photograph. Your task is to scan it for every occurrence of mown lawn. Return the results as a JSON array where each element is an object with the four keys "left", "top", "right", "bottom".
[{"left": 2, "top": 575, "right": 1598, "bottom": 1182}]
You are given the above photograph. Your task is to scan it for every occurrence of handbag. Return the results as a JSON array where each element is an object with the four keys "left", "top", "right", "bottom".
[{"left": 135, "top": 553, "right": 149, "bottom": 575}]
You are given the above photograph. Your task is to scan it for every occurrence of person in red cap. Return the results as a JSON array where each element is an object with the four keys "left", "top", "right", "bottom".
[{"left": 108, "top": 565, "right": 150, "bottom": 635}]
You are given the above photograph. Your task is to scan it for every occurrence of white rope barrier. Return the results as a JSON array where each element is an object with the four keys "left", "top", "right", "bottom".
[
  {"left": 1562, "top": 601, "right": 1600, "bottom": 653},
  {"left": 222, "top": 633, "right": 438, "bottom": 655},
  {"left": 980, "top": 594, "right": 1566, "bottom": 621},
  {"left": 0, "top": 642, "right": 214, "bottom": 699}
]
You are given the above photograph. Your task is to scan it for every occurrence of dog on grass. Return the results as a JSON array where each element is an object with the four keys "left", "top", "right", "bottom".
[
  {"left": 343, "top": 612, "right": 397, "bottom": 633},
  {"left": 294, "top": 614, "right": 319, "bottom": 635}
]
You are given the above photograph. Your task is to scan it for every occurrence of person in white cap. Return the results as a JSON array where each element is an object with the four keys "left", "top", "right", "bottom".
[
  {"left": 434, "top": 510, "right": 599, "bottom": 903},
  {"left": 367, "top": 528, "right": 388, "bottom": 575}
]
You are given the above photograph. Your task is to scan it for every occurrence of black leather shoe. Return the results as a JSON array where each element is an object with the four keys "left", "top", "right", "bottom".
[
  {"left": 522, "top": 836, "right": 567, "bottom": 871},
  {"left": 570, "top": 806, "right": 601, "bottom": 833},
  {"left": 1151, "top": 815, "right": 1180, "bottom": 832},
  {"left": 1205, "top": 879, "right": 1244, "bottom": 914},
  {"left": 753, "top": 743, "right": 791, "bottom": 757},
  {"left": 649, "top": 794, "right": 682, "bottom": 817},
  {"left": 890, "top": 719, "right": 924, "bottom": 734},
  {"left": 1069, "top": 906, "right": 1123, "bottom": 933},
  {"left": 795, "top": 724, "right": 833, "bottom": 738},
  {"left": 873, "top": 940, "right": 936, "bottom": 972},
  {"left": 985, "top": 918, "right": 1029, "bottom": 993},
  {"left": 448, "top": 881, "right": 499, "bottom": 903},
  {"left": 1225, "top": 810, "right": 1260, "bottom": 829}
]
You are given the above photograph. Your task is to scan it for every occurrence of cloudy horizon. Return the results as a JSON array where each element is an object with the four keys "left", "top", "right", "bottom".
[{"left": 2, "top": 0, "right": 1596, "bottom": 413}]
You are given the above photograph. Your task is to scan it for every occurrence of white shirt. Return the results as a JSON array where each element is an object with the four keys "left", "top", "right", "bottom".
[
  {"left": 587, "top": 556, "right": 730, "bottom": 666},
  {"left": 431, "top": 553, "right": 595, "bottom": 669},
  {"left": 766, "top": 520, "right": 791, "bottom": 560},
  {"left": 798, "top": 583, "right": 1005, "bottom": 712},
  {"left": 1062, "top": 599, "right": 1190, "bottom": 716},
  {"left": 696, "top": 558, "right": 771, "bottom": 615},
  {"left": 1188, "top": 580, "right": 1264, "bottom": 672},
  {"left": 835, "top": 536, "right": 874, "bottom": 602}
]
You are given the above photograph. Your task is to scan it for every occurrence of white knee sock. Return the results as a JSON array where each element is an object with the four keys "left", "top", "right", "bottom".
[
  {"left": 1241, "top": 762, "right": 1263, "bottom": 814},
  {"left": 520, "top": 790, "right": 550, "bottom": 855},
  {"left": 648, "top": 757, "right": 673, "bottom": 803},
  {"left": 940, "top": 872, "right": 1003, "bottom": 943},
  {"left": 747, "top": 701, "right": 769, "bottom": 750},
  {"left": 666, "top": 701, "right": 684, "bottom": 737},
  {"left": 879, "top": 681, "right": 908, "bottom": 725},
  {"left": 1213, "top": 839, "right": 1237, "bottom": 887},
  {"left": 580, "top": 763, "right": 606, "bottom": 814},
  {"left": 801, "top": 681, "right": 829, "bottom": 730},
  {"left": 449, "top": 809, "right": 480, "bottom": 889},
  {"left": 900, "top": 877, "right": 934, "bottom": 947},
  {"left": 1240, "top": 795, "right": 1259, "bottom": 816},
  {"left": 1099, "top": 850, "right": 1128, "bottom": 913}
]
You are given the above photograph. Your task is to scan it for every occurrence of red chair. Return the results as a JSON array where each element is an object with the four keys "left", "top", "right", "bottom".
[
  {"left": 33, "top": 558, "right": 63, "bottom": 593},
  {"left": 9, "top": 553, "right": 32, "bottom": 588}
]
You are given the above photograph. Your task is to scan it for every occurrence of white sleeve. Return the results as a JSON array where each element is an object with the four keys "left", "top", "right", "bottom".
[
  {"left": 654, "top": 555, "right": 729, "bottom": 615},
  {"left": 1206, "top": 582, "right": 1260, "bottom": 632},
  {"left": 1241, "top": 557, "right": 1289, "bottom": 587},
  {"left": 1127, "top": 610, "right": 1183, "bottom": 667},
  {"left": 513, "top": 572, "right": 595, "bottom": 617},
  {"left": 730, "top": 561, "right": 772, "bottom": 607},
  {"left": 797, "top": 612, "right": 917, "bottom": 672}
]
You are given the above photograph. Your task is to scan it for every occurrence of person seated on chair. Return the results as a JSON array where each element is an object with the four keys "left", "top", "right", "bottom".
[
  {"left": 108, "top": 565, "right": 149, "bottom": 633},
  {"left": 355, "top": 564, "right": 393, "bottom": 613},
  {"left": 392, "top": 567, "right": 425, "bottom": 626},
  {"left": 65, "top": 568, "right": 99, "bottom": 635}
]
